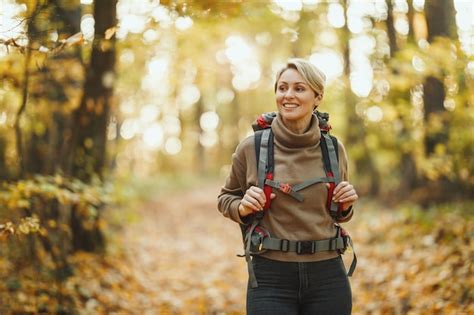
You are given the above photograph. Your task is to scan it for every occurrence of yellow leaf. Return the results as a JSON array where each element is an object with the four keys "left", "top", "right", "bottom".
[
  {"left": 64, "top": 32, "right": 84, "bottom": 47},
  {"left": 18, "top": 223, "right": 29, "bottom": 234},
  {"left": 105, "top": 26, "right": 117, "bottom": 40},
  {"left": 1, "top": 222, "right": 15, "bottom": 234}
]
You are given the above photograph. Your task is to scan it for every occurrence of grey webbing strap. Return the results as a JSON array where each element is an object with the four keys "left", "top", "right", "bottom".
[
  {"left": 346, "top": 236, "right": 357, "bottom": 276},
  {"left": 261, "top": 236, "right": 346, "bottom": 252},
  {"left": 322, "top": 133, "right": 340, "bottom": 183},
  {"left": 292, "top": 177, "right": 334, "bottom": 191},
  {"left": 246, "top": 128, "right": 271, "bottom": 289},
  {"left": 265, "top": 177, "right": 335, "bottom": 202},
  {"left": 264, "top": 179, "right": 304, "bottom": 202},
  {"left": 337, "top": 226, "right": 357, "bottom": 277},
  {"left": 245, "top": 220, "right": 260, "bottom": 288},
  {"left": 257, "top": 129, "right": 271, "bottom": 190},
  {"left": 322, "top": 132, "right": 340, "bottom": 217}
]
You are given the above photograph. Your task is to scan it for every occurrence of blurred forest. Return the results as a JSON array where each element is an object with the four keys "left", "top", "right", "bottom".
[{"left": 0, "top": 0, "right": 473, "bottom": 313}]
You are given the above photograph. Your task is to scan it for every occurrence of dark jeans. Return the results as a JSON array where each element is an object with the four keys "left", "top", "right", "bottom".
[{"left": 246, "top": 255, "right": 352, "bottom": 315}]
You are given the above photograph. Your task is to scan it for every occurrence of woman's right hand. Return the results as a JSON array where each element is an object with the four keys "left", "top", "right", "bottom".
[{"left": 238, "top": 186, "right": 276, "bottom": 217}]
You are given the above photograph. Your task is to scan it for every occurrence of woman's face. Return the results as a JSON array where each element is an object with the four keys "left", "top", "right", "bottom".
[{"left": 275, "top": 68, "right": 320, "bottom": 124}]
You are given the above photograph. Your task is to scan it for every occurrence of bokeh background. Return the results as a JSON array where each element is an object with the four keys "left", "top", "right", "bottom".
[{"left": 0, "top": 0, "right": 473, "bottom": 314}]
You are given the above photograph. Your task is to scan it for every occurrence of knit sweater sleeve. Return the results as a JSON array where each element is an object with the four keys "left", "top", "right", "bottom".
[
  {"left": 217, "top": 136, "right": 254, "bottom": 225},
  {"left": 336, "top": 139, "right": 355, "bottom": 223}
]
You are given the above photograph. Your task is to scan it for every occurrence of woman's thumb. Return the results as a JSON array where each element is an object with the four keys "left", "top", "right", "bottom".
[
  {"left": 325, "top": 183, "right": 330, "bottom": 189},
  {"left": 270, "top": 193, "right": 276, "bottom": 199}
]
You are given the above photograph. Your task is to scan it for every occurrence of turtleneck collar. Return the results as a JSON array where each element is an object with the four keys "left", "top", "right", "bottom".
[{"left": 271, "top": 113, "right": 321, "bottom": 149}]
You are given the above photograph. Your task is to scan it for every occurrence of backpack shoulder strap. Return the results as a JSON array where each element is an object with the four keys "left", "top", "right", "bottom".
[
  {"left": 330, "top": 135, "right": 339, "bottom": 161},
  {"left": 244, "top": 128, "right": 273, "bottom": 289},
  {"left": 254, "top": 128, "right": 274, "bottom": 213},
  {"left": 320, "top": 131, "right": 341, "bottom": 219},
  {"left": 254, "top": 130, "right": 263, "bottom": 167},
  {"left": 321, "top": 132, "right": 340, "bottom": 183}
]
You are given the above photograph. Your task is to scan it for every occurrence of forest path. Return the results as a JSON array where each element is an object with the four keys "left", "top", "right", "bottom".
[{"left": 122, "top": 181, "right": 248, "bottom": 314}]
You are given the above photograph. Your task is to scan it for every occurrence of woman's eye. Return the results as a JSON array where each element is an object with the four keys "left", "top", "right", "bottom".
[
  {"left": 278, "top": 86, "right": 286, "bottom": 91},
  {"left": 296, "top": 87, "right": 305, "bottom": 92}
]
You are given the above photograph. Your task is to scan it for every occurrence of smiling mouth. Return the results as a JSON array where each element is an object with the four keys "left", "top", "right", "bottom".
[{"left": 283, "top": 103, "right": 299, "bottom": 108}]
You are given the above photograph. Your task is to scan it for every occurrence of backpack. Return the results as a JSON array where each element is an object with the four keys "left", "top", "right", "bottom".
[{"left": 239, "top": 110, "right": 357, "bottom": 288}]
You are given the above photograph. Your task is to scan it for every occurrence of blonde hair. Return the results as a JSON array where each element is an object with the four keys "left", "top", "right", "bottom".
[{"left": 274, "top": 58, "right": 326, "bottom": 96}]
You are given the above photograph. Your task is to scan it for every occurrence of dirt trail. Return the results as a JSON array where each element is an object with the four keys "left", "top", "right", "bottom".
[{"left": 122, "top": 182, "right": 248, "bottom": 314}]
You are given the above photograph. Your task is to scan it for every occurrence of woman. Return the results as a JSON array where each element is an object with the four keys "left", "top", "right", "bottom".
[{"left": 217, "top": 58, "right": 358, "bottom": 314}]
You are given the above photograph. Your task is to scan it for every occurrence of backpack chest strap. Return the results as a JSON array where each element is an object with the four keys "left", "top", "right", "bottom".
[
  {"left": 264, "top": 179, "right": 303, "bottom": 201},
  {"left": 265, "top": 177, "right": 335, "bottom": 202}
]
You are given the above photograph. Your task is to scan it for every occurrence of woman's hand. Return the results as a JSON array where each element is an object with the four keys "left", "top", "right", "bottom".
[
  {"left": 238, "top": 186, "right": 276, "bottom": 217},
  {"left": 331, "top": 181, "right": 358, "bottom": 210}
]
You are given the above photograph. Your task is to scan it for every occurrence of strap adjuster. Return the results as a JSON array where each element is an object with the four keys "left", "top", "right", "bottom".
[
  {"left": 296, "top": 241, "right": 315, "bottom": 255},
  {"left": 279, "top": 183, "right": 292, "bottom": 194},
  {"left": 342, "top": 235, "right": 348, "bottom": 248},
  {"left": 280, "top": 239, "right": 289, "bottom": 252}
]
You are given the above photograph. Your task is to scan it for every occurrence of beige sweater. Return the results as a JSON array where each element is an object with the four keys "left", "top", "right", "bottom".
[{"left": 217, "top": 113, "right": 353, "bottom": 262}]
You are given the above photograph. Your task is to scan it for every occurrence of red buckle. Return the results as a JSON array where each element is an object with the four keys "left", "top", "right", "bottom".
[
  {"left": 263, "top": 173, "right": 274, "bottom": 209},
  {"left": 257, "top": 116, "right": 270, "bottom": 129},
  {"left": 340, "top": 228, "right": 349, "bottom": 237},
  {"left": 320, "top": 124, "right": 332, "bottom": 132},
  {"left": 254, "top": 226, "right": 269, "bottom": 238},
  {"left": 279, "top": 183, "right": 292, "bottom": 194}
]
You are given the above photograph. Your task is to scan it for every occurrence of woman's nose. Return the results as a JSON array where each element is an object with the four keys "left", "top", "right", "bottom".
[{"left": 283, "top": 88, "right": 296, "bottom": 99}]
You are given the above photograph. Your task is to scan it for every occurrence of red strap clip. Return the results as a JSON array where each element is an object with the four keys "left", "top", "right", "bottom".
[
  {"left": 279, "top": 183, "right": 292, "bottom": 194},
  {"left": 320, "top": 124, "right": 332, "bottom": 132},
  {"left": 263, "top": 173, "right": 274, "bottom": 209},
  {"left": 257, "top": 116, "right": 270, "bottom": 129},
  {"left": 340, "top": 227, "right": 349, "bottom": 237}
]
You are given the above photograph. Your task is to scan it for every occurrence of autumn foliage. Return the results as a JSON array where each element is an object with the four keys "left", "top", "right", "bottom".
[{"left": 1, "top": 0, "right": 473, "bottom": 313}]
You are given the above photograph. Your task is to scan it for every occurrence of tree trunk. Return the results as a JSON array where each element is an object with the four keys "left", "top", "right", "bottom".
[
  {"left": 68, "top": 0, "right": 117, "bottom": 252},
  {"left": 401, "top": 0, "right": 418, "bottom": 192},
  {"left": 385, "top": 0, "right": 398, "bottom": 58},
  {"left": 15, "top": 1, "right": 41, "bottom": 178},
  {"left": 69, "top": 0, "right": 117, "bottom": 181},
  {"left": 385, "top": 0, "right": 419, "bottom": 195},
  {"left": 23, "top": 1, "right": 82, "bottom": 177},
  {"left": 423, "top": 0, "right": 456, "bottom": 156},
  {"left": 423, "top": 76, "right": 447, "bottom": 155},
  {"left": 16, "top": 45, "right": 31, "bottom": 177},
  {"left": 424, "top": 0, "right": 457, "bottom": 43},
  {"left": 415, "top": 0, "right": 457, "bottom": 200},
  {"left": 407, "top": 0, "right": 416, "bottom": 44},
  {"left": 0, "top": 137, "right": 8, "bottom": 180}
]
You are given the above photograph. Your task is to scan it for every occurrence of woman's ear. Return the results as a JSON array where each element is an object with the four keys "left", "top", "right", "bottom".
[{"left": 314, "top": 93, "right": 323, "bottom": 107}]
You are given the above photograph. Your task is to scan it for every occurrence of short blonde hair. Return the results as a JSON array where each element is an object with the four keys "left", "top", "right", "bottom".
[{"left": 274, "top": 58, "right": 326, "bottom": 96}]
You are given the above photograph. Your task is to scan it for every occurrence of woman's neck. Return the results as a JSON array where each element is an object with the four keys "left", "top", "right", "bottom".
[{"left": 281, "top": 114, "right": 313, "bottom": 134}]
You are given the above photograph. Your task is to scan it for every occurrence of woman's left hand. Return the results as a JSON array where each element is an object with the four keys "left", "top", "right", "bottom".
[{"left": 332, "top": 181, "right": 358, "bottom": 210}]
